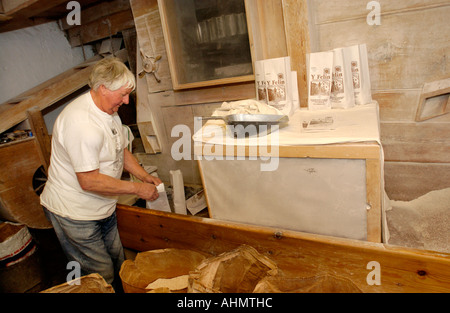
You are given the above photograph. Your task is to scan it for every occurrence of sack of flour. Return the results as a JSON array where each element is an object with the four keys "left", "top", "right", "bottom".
[
  {"left": 330, "top": 47, "right": 355, "bottom": 109},
  {"left": 255, "top": 57, "right": 295, "bottom": 116},
  {"left": 347, "top": 44, "right": 372, "bottom": 105},
  {"left": 307, "top": 51, "right": 334, "bottom": 110}
]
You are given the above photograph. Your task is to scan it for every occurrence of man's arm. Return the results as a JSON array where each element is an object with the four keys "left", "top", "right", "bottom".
[
  {"left": 76, "top": 169, "right": 159, "bottom": 201},
  {"left": 123, "top": 148, "right": 162, "bottom": 185}
]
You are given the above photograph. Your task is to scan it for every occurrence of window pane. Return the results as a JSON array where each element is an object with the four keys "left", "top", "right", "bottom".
[{"left": 163, "top": 0, "right": 253, "bottom": 87}]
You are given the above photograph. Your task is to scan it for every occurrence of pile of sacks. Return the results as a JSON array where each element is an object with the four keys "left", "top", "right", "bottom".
[
  {"left": 119, "top": 245, "right": 277, "bottom": 293},
  {"left": 119, "top": 244, "right": 361, "bottom": 293}
]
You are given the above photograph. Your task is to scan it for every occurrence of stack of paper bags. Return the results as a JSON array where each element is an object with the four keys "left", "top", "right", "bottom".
[{"left": 307, "top": 44, "right": 372, "bottom": 110}]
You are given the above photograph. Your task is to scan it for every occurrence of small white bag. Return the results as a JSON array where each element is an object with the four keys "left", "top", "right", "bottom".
[
  {"left": 307, "top": 51, "right": 334, "bottom": 110},
  {"left": 170, "top": 169, "right": 186, "bottom": 215},
  {"left": 330, "top": 47, "right": 355, "bottom": 109},
  {"left": 347, "top": 44, "right": 372, "bottom": 105},
  {"left": 146, "top": 183, "right": 171, "bottom": 213},
  {"left": 255, "top": 56, "right": 296, "bottom": 116}
]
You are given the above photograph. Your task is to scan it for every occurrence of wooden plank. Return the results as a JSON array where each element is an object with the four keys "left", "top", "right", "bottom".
[
  {"left": 137, "top": 121, "right": 161, "bottom": 154},
  {"left": 26, "top": 106, "right": 51, "bottom": 172},
  {"left": 374, "top": 89, "right": 420, "bottom": 121},
  {"left": 255, "top": 0, "right": 287, "bottom": 59},
  {"left": 121, "top": 28, "right": 137, "bottom": 74},
  {"left": 0, "top": 0, "right": 67, "bottom": 32},
  {"left": 59, "top": 0, "right": 131, "bottom": 30},
  {"left": 2, "top": 0, "right": 64, "bottom": 15},
  {"left": 130, "top": 0, "right": 172, "bottom": 92},
  {"left": 196, "top": 140, "right": 381, "bottom": 160},
  {"left": 135, "top": 40, "right": 164, "bottom": 154},
  {"left": 149, "top": 82, "right": 256, "bottom": 107},
  {"left": 384, "top": 162, "right": 450, "bottom": 201},
  {"left": 313, "top": 0, "right": 450, "bottom": 25},
  {"left": 381, "top": 122, "right": 450, "bottom": 163},
  {"left": 314, "top": 5, "right": 450, "bottom": 90},
  {"left": 282, "top": 0, "right": 310, "bottom": 108},
  {"left": 366, "top": 158, "right": 382, "bottom": 242},
  {"left": 67, "top": 9, "right": 135, "bottom": 47},
  {"left": 116, "top": 204, "right": 450, "bottom": 293}
]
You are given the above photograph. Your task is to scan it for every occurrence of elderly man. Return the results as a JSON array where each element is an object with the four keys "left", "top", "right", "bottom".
[{"left": 40, "top": 57, "right": 161, "bottom": 289}]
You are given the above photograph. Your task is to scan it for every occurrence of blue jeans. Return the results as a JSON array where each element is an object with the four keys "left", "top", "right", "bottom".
[{"left": 43, "top": 207, "right": 124, "bottom": 288}]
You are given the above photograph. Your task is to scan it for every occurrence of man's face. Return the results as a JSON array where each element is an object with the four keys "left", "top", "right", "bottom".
[{"left": 101, "top": 85, "right": 133, "bottom": 115}]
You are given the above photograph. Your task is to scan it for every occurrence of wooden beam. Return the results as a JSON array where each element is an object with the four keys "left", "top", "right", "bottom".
[
  {"left": 66, "top": 9, "right": 135, "bottom": 47},
  {"left": 0, "top": 55, "right": 102, "bottom": 134},
  {"left": 0, "top": 51, "right": 131, "bottom": 134},
  {"left": 26, "top": 106, "right": 51, "bottom": 172},
  {"left": 282, "top": 0, "right": 311, "bottom": 108},
  {"left": 0, "top": 0, "right": 67, "bottom": 33},
  {"left": 59, "top": 0, "right": 131, "bottom": 30},
  {"left": 2, "top": 0, "right": 66, "bottom": 16}
]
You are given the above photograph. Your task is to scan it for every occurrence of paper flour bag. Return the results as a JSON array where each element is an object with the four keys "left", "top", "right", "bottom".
[
  {"left": 348, "top": 44, "right": 372, "bottom": 105},
  {"left": 170, "top": 169, "right": 186, "bottom": 215},
  {"left": 255, "top": 57, "right": 295, "bottom": 116},
  {"left": 330, "top": 47, "right": 355, "bottom": 109},
  {"left": 307, "top": 51, "right": 334, "bottom": 110},
  {"left": 146, "top": 183, "right": 171, "bottom": 212}
]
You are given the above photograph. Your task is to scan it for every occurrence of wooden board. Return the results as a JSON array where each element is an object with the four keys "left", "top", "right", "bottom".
[
  {"left": 59, "top": 0, "right": 131, "bottom": 30},
  {"left": 0, "top": 55, "right": 101, "bottom": 134},
  {"left": 307, "top": 0, "right": 450, "bottom": 201},
  {"left": 384, "top": 162, "right": 450, "bottom": 201},
  {"left": 314, "top": 5, "right": 450, "bottom": 91},
  {"left": 130, "top": 0, "right": 172, "bottom": 92},
  {"left": 116, "top": 204, "right": 450, "bottom": 293},
  {"left": 381, "top": 122, "right": 450, "bottom": 163},
  {"left": 415, "top": 78, "right": 450, "bottom": 121},
  {"left": 281, "top": 0, "right": 310, "bottom": 108},
  {"left": 66, "top": 9, "right": 135, "bottom": 47}
]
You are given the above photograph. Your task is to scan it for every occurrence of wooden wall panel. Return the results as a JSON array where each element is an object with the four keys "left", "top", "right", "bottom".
[
  {"left": 314, "top": 6, "right": 449, "bottom": 90},
  {"left": 381, "top": 122, "right": 450, "bottom": 163},
  {"left": 282, "top": 0, "right": 311, "bottom": 108},
  {"left": 384, "top": 162, "right": 450, "bottom": 201},
  {"left": 308, "top": 0, "right": 450, "bottom": 200},
  {"left": 312, "top": 0, "right": 449, "bottom": 25},
  {"left": 130, "top": 0, "right": 172, "bottom": 92}
]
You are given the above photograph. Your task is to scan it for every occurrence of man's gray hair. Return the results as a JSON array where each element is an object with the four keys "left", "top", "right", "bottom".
[{"left": 88, "top": 57, "right": 136, "bottom": 92}]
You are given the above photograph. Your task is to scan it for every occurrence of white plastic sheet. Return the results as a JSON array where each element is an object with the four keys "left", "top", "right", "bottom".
[{"left": 199, "top": 157, "right": 367, "bottom": 240}]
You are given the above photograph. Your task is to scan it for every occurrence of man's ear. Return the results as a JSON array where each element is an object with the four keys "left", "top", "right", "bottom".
[{"left": 99, "top": 85, "right": 107, "bottom": 95}]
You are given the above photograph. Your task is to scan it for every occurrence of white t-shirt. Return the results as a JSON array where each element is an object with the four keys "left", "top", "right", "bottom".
[{"left": 40, "top": 91, "right": 128, "bottom": 220}]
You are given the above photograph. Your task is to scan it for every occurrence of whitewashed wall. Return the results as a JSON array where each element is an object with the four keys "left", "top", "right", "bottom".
[{"left": 0, "top": 21, "right": 94, "bottom": 104}]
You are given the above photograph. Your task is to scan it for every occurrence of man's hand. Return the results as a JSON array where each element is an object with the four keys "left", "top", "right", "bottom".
[{"left": 135, "top": 182, "right": 159, "bottom": 201}]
